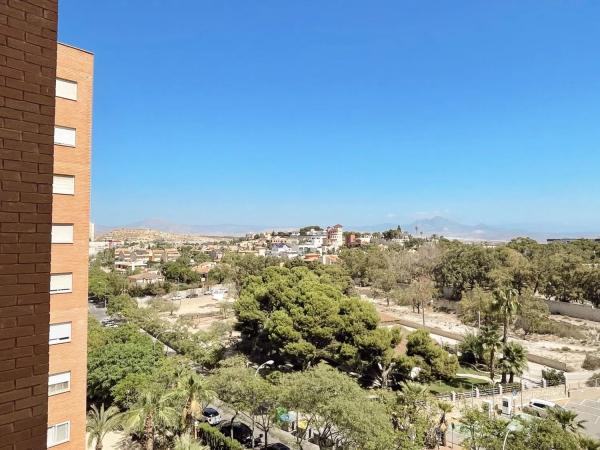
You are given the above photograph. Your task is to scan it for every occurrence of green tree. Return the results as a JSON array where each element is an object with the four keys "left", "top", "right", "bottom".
[
  {"left": 547, "top": 407, "right": 586, "bottom": 433},
  {"left": 107, "top": 293, "right": 138, "bottom": 317},
  {"left": 405, "top": 329, "right": 459, "bottom": 381},
  {"left": 124, "top": 388, "right": 180, "bottom": 450},
  {"left": 235, "top": 266, "right": 391, "bottom": 374},
  {"left": 178, "top": 373, "right": 213, "bottom": 432},
  {"left": 479, "top": 325, "right": 502, "bottom": 382},
  {"left": 499, "top": 342, "right": 528, "bottom": 383},
  {"left": 86, "top": 404, "right": 123, "bottom": 450},
  {"left": 281, "top": 363, "right": 395, "bottom": 450},
  {"left": 492, "top": 287, "right": 521, "bottom": 345}
]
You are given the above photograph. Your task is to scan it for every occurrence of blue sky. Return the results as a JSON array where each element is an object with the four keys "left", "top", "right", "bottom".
[{"left": 59, "top": 1, "right": 600, "bottom": 231}]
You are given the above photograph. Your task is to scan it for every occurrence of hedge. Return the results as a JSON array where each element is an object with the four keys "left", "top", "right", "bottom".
[{"left": 198, "top": 423, "right": 245, "bottom": 450}]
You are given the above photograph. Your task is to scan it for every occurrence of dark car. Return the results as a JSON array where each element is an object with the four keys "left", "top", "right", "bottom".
[
  {"left": 265, "top": 444, "right": 291, "bottom": 450},
  {"left": 219, "top": 422, "right": 262, "bottom": 448}
]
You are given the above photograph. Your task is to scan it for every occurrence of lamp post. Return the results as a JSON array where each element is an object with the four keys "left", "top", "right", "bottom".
[
  {"left": 501, "top": 422, "right": 520, "bottom": 450},
  {"left": 251, "top": 360, "right": 274, "bottom": 447}
]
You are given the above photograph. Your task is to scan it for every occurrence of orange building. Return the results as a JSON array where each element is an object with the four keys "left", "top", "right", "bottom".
[{"left": 47, "top": 43, "right": 94, "bottom": 449}]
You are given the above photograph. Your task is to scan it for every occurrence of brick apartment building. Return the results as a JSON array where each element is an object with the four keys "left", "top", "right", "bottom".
[{"left": 0, "top": 2, "right": 93, "bottom": 449}]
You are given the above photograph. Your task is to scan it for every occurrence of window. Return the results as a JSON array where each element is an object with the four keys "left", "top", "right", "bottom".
[
  {"left": 47, "top": 421, "right": 70, "bottom": 447},
  {"left": 52, "top": 175, "right": 75, "bottom": 195},
  {"left": 55, "top": 78, "right": 77, "bottom": 100},
  {"left": 49, "top": 323, "right": 71, "bottom": 345},
  {"left": 51, "top": 224, "right": 74, "bottom": 244},
  {"left": 54, "top": 126, "right": 76, "bottom": 146},
  {"left": 48, "top": 372, "right": 71, "bottom": 396},
  {"left": 50, "top": 273, "right": 72, "bottom": 294}
]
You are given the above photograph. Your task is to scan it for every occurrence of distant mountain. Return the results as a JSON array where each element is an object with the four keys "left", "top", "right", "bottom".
[{"left": 349, "top": 217, "right": 529, "bottom": 242}]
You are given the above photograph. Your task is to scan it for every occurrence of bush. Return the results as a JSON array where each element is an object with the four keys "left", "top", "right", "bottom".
[
  {"left": 583, "top": 353, "right": 600, "bottom": 370},
  {"left": 541, "top": 368, "right": 565, "bottom": 386},
  {"left": 198, "top": 423, "right": 244, "bottom": 450},
  {"left": 586, "top": 373, "right": 600, "bottom": 387},
  {"left": 406, "top": 329, "right": 459, "bottom": 381}
]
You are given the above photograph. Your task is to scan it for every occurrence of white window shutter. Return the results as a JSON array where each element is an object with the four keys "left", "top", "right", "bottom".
[
  {"left": 51, "top": 224, "right": 73, "bottom": 244},
  {"left": 56, "top": 78, "right": 78, "bottom": 100},
  {"left": 53, "top": 175, "right": 75, "bottom": 195},
  {"left": 50, "top": 274, "right": 72, "bottom": 294},
  {"left": 49, "top": 323, "right": 71, "bottom": 344},
  {"left": 54, "top": 126, "right": 76, "bottom": 146}
]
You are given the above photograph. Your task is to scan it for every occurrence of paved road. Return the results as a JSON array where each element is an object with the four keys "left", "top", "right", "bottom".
[
  {"left": 563, "top": 397, "right": 600, "bottom": 439},
  {"left": 88, "top": 301, "right": 109, "bottom": 322}
]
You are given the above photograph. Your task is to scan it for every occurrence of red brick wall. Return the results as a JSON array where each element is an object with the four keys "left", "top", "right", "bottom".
[{"left": 0, "top": 1, "right": 58, "bottom": 449}]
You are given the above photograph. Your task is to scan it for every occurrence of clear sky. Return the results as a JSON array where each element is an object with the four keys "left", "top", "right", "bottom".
[{"left": 59, "top": 1, "right": 600, "bottom": 231}]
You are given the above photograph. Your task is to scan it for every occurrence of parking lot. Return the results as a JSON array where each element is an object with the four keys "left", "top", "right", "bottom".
[{"left": 564, "top": 397, "right": 600, "bottom": 438}]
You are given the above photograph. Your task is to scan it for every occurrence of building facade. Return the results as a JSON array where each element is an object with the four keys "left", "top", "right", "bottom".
[
  {"left": 0, "top": 2, "right": 58, "bottom": 448},
  {"left": 48, "top": 43, "right": 93, "bottom": 449}
]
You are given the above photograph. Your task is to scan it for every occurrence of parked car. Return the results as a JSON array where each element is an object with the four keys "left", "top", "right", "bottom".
[
  {"left": 202, "top": 407, "right": 221, "bottom": 425},
  {"left": 219, "top": 422, "right": 262, "bottom": 448},
  {"left": 528, "top": 399, "right": 558, "bottom": 415},
  {"left": 265, "top": 444, "right": 291, "bottom": 450}
]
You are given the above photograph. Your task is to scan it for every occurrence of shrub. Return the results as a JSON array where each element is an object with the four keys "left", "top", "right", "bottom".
[
  {"left": 541, "top": 368, "right": 565, "bottom": 386},
  {"left": 197, "top": 423, "right": 244, "bottom": 450},
  {"left": 583, "top": 353, "right": 600, "bottom": 370},
  {"left": 586, "top": 373, "right": 600, "bottom": 387}
]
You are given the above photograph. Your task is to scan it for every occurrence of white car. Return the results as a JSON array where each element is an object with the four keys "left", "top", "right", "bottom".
[
  {"left": 202, "top": 407, "right": 221, "bottom": 425},
  {"left": 528, "top": 399, "right": 558, "bottom": 414}
]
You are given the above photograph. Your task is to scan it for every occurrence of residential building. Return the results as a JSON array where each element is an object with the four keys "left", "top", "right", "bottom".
[
  {"left": 0, "top": 4, "right": 92, "bottom": 448},
  {"left": 326, "top": 224, "right": 344, "bottom": 249},
  {"left": 48, "top": 43, "right": 94, "bottom": 449},
  {"left": 127, "top": 272, "right": 165, "bottom": 286}
]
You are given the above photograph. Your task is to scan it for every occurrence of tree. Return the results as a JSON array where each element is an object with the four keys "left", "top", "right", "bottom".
[
  {"left": 107, "top": 294, "right": 138, "bottom": 317},
  {"left": 87, "top": 323, "right": 164, "bottom": 404},
  {"left": 281, "top": 363, "right": 395, "bottom": 450},
  {"left": 178, "top": 373, "right": 213, "bottom": 432},
  {"left": 479, "top": 325, "right": 502, "bottom": 382},
  {"left": 437, "top": 401, "right": 453, "bottom": 447},
  {"left": 499, "top": 342, "right": 528, "bottom": 383},
  {"left": 235, "top": 266, "right": 393, "bottom": 374},
  {"left": 405, "top": 330, "right": 459, "bottom": 381},
  {"left": 124, "top": 388, "right": 180, "bottom": 450},
  {"left": 207, "top": 359, "right": 255, "bottom": 440},
  {"left": 174, "top": 433, "right": 209, "bottom": 450},
  {"left": 547, "top": 407, "right": 586, "bottom": 433},
  {"left": 86, "top": 404, "right": 123, "bottom": 450},
  {"left": 396, "top": 277, "right": 436, "bottom": 326},
  {"left": 492, "top": 287, "right": 521, "bottom": 345}
]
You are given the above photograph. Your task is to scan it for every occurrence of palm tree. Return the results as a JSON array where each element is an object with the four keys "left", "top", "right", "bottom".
[
  {"left": 125, "top": 388, "right": 180, "bottom": 450},
  {"left": 579, "top": 436, "right": 600, "bottom": 450},
  {"left": 178, "top": 373, "right": 214, "bottom": 432},
  {"left": 500, "top": 342, "right": 528, "bottom": 383},
  {"left": 437, "top": 401, "right": 453, "bottom": 446},
  {"left": 492, "top": 287, "right": 520, "bottom": 345},
  {"left": 173, "top": 433, "right": 209, "bottom": 450},
  {"left": 86, "top": 404, "right": 123, "bottom": 450},
  {"left": 547, "top": 407, "right": 586, "bottom": 433},
  {"left": 479, "top": 325, "right": 502, "bottom": 382}
]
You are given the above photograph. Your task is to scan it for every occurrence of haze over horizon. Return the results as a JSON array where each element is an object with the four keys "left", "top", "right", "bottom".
[{"left": 59, "top": 1, "right": 600, "bottom": 230}]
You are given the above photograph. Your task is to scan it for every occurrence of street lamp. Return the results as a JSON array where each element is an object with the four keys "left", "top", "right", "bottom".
[
  {"left": 251, "top": 360, "right": 274, "bottom": 446},
  {"left": 501, "top": 421, "right": 520, "bottom": 450}
]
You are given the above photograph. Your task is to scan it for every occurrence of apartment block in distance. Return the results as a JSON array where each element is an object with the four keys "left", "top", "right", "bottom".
[{"left": 47, "top": 44, "right": 93, "bottom": 449}]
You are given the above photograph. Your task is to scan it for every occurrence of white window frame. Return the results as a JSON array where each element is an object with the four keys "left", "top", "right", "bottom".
[
  {"left": 47, "top": 421, "right": 70, "bottom": 447},
  {"left": 49, "top": 322, "right": 72, "bottom": 345},
  {"left": 50, "top": 273, "right": 73, "bottom": 294},
  {"left": 55, "top": 78, "right": 78, "bottom": 101},
  {"left": 52, "top": 174, "right": 75, "bottom": 195},
  {"left": 51, "top": 224, "right": 74, "bottom": 244},
  {"left": 48, "top": 372, "right": 71, "bottom": 396},
  {"left": 54, "top": 126, "right": 76, "bottom": 147}
]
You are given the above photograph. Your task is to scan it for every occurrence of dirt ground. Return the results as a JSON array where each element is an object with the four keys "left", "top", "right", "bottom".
[{"left": 363, "top": 292, "right": 599, "bottom": 371}]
